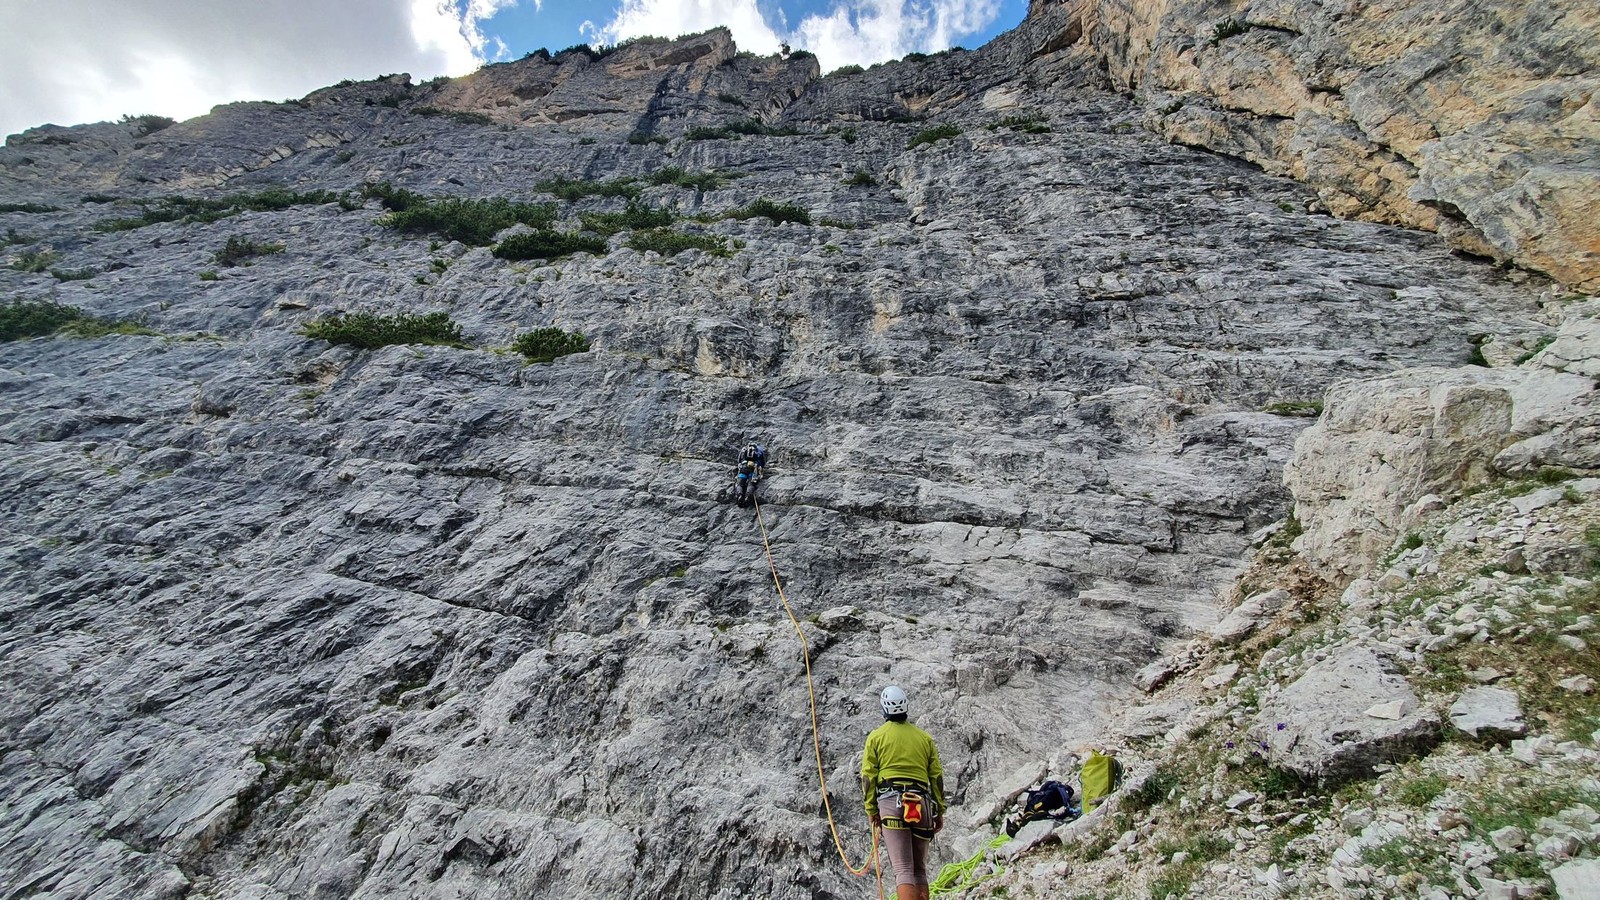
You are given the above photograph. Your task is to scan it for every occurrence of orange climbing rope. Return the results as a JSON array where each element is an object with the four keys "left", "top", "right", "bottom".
[{"left": 751, "top": 495, "right": 884, "bottom": 898}]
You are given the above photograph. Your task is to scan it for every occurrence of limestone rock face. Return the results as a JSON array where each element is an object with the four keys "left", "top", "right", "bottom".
[
  {"left": 1285, "top": 350, "right": 1598, "bottom": 583},
  {"left": 1033, "top": 0, "right": 1600, "bottom": 290},
  {"left": 0, "top": 18, "right": 1567, "bottom": 900}
]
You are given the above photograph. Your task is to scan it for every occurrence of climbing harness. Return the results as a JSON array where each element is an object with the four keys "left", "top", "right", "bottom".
[{"left": 751, "top": 495, "right": 885, "bottom": 899}]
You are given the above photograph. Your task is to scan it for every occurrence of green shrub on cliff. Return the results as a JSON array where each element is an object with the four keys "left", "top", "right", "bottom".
[
  {"left": 685, "top": 120, "right": 802, "bottom": 141},
  {"left": 9, "top": 248, "right": 59, "bottom": 273},
  {"left": 511, "top": 327, "right": 589, "bottom": 362},
  {"left": 533, "top": 176, "right": 641, "bottom": 201},
  {"left": 627, "top": 228, "right": 733, "bottom": 258},
  {"left": 377, "top": 193, "right": 558, "bottom": 245},
  {"left": 94, "top": 189, "right": 341, "bottom": 232},
  {"left": 723, "top": 198, "right": 810, "bottom": 226},
  {"left": 1, "top": 299, "right": 83, "bottom": 340},
  {"left": 491, "top": 230, "right": 607, "bottom": 261},
  {"left": 121, "top": 114, "right": 176, "bottom": 135},
  {"left": 301, "top": 311, "right": 466, "bottom": 349},
  {"left": 646, "top": 167, "right": 729, "bottom": 192},
  {"left": 907, "top": 124, "right": 961, "bottom": 150},
  {"left": 213, "top": 236, "right": 284, "bottom": 267},
  {"left": 579, "top": 201, "right": 675, "bottom": 236},
  {"left": 411, "top": 106, "right": 492, "bottom": 126},
  {"left": 0, "top": 299, "right": 153, "bottom": 341},
  {"left": 1211, "top": 18, "right": 1252, "bottom": 43}
]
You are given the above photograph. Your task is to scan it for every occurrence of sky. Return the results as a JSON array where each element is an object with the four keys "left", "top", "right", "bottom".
[{"left": 0, "top": 0, "right": 1030, "bottom": 140}]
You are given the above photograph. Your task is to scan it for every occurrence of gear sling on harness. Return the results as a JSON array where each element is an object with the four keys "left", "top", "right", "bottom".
[{"left": 879, "top": 779, "right": 937, "bottom": 834}]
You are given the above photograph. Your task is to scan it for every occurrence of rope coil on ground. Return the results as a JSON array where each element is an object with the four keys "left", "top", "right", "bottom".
[{"left": 751, "top": 495, "right": 884, "bottom": 898}]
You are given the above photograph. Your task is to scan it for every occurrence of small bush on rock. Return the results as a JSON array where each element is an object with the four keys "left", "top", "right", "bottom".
[
  {"left": 627, "top": 228, "right": 732, "bottom": 258},
  {"left": 907, "top": 124, "right": 961, "bottom": 150},
  {"left": 9, "top": 248, "right": 60, "bottom": 273},
  {"left": 492, "top": 231, "right": 608, "bottom": 261},
  {"left": 685, "top": 120, "right": 801, "bottom": 141},
  {"left": 121, "top": 114, "right": 177, "bottom": 135},
  {"left": 1211, "top": 18, "right": 1252, "bottom": 43},
  {"left": 0, "top": 202, "right": 57, "bottom": 214},
  {"left": 379, "top": 194, "right": 558, "bottom": 245},
  {"left": 1, "top": 299, "right": 85, "bottom": 340},
  {"left": 647, "top": 167, "right": 729, "bottom": 192},
  {"left": 512, "top": 327, "right": 589, "bottom": 362},
  {"left": 301, "top": 311, "right": 465, "bottom": 349},
  {"left": 724, "top": 198, "right": 810, "bottom": 226},
  {"left": 1263, "top": 400, "right": 1323, "bottom": 417},
  {"left": 411, "top": 107, "right": 492, "bottom": 126},
  {"left": 213, "top": 236, "right": 284, "bottom": 267},
  {"left": 94, "top": 189, "right": 341, "bottom": 232},
  {"left": 534, "top": 176, "right": 640, "bottom": 201},
  {"left": 579, "top": 201, "right": 675, "bottom": 236},
  {"left": 0, "top": 299, "right": 152, "bottom": 341}
]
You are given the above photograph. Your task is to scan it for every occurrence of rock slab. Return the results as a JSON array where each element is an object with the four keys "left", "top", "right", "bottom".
[{"left": 1254, "top": 644, "right": 1440, "bottom": 785}]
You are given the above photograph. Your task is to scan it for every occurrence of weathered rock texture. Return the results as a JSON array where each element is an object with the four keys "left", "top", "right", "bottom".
[
  {"left": 1286, "top": 300, "right": 1600, "bottom": 584},
  {"left": 0, "top": 7, "right": 1582, "bottom": 900},
  {"left": 1034, "top": 0, "right": 1600, "bottom": 290}
]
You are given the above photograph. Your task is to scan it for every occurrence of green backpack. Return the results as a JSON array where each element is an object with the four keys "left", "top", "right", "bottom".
[{"left": 1080, "top": 751, "right": 1125, "bottom": 813}]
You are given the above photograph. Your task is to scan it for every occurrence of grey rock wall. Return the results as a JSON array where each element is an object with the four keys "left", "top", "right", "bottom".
[{"left": 0, "top": 21, "right": 1557, "bottom": 900}]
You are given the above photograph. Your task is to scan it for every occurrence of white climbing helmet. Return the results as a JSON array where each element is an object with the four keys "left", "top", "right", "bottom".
[{"left": 880, "top": 685, "right": 908, "bottom": 717}]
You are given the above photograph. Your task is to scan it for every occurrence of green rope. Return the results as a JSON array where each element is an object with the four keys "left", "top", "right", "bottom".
[{"left": 929, "top": 834, "right": 1009, "bottom": 896}]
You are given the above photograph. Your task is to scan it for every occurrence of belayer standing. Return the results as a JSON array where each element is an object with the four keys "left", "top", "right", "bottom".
[
  {"left": 861, "top": 685, "right": 944, "bottom": 900},
  {"left": 734, "top": 441, "right": 767, "bottom": 506}
]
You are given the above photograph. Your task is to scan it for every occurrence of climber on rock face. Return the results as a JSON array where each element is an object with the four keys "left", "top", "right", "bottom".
[
  {"left": 861, "top": 685, "right": 945, "bottom": 900},
  {"left": 738, "top": 441, "right": 767, "bottom": 477},
  {"left": 733, "top": 441, "right": 767, "bottom": 506}
]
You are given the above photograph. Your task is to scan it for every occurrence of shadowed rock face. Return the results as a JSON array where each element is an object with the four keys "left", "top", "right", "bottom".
[{"left": 0, "top": 13, "right": 1556, "bottom": 900}]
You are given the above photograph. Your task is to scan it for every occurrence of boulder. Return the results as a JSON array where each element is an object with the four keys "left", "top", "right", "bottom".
[
  {"left": 1552, "top": 858, "right": 1600, "bottom": 900},
  {"left": 1253, "top": 644, "right": 1440, "bottom": 786},
  {"left": 1134, "top": 657, "right": 1180, "bottom": 694},
  {"left": 1210, "top": 589, "right": 1290, "bottom": 644},
  {"left": 1000, "top": 818, "right": 1061, "bottom": 859},
  {"left": 1285, "top": 365, "right": 1597, "bottom": 584},
  {"left": 1448, "top": 687, "right": 1527, "bottom": 739}
]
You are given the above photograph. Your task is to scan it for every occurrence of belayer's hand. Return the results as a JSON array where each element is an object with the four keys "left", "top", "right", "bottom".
[
  {"left": 870, "top": 813, "right": 881, "bottom": 828},
  {"left": 933, "top": 815, "right": 944, "bottom": 834}
]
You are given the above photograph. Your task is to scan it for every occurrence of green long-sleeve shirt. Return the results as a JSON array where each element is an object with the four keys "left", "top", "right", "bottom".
[{"left": 860, "top": 720, "right": 945, "bottom": 817}]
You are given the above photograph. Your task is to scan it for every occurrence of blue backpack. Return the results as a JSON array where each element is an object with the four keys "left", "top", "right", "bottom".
[{"left": 1004, "top": 780, "right": 1079, "bottom": 836}]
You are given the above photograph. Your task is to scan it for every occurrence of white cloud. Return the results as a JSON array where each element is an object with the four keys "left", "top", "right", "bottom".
[
  {"left": 0, "top": 0, "right": 513, "bottom": 140},
  {"left": 585, "top": 0, "right": 1005, "bottom": 75}
]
